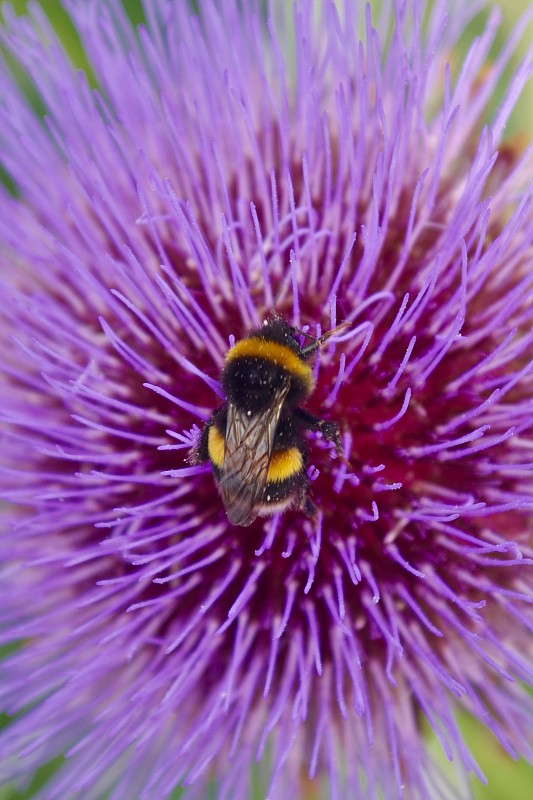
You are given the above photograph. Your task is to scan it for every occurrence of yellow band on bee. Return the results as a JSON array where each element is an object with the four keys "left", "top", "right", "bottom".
[
  {"left": 226, "top": 337, "right": 313, "bottom": 389},
  {"left": 208, "top": 425, "right": 302, "bottom": 484},
  {"left": 208, "top": 425, "right": 225, "bottom": 468},
  {"left": 267, "top": 446, "right": 303, "bottom": 483}
]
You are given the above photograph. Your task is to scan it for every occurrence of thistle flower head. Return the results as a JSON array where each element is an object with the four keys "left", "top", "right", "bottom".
[{"left": 1, "top": 1, "right": 533, "bottom": 798}]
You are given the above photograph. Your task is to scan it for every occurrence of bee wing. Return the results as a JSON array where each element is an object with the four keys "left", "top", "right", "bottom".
[{"left": 219, "top": 380, "right": 290, "bottom": 526}]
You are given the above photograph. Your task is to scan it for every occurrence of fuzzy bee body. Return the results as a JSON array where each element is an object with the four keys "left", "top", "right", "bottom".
[{"left": 194, "top": 316, "right": 343, "bottom": 527}]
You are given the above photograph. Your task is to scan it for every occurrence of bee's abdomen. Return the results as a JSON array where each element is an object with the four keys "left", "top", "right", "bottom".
[
  {"left": 261, "top": 464, "right": 307, "bottom": 514},
  {"left": 208, "top": 421, "right": 303, "bottom": 486}
]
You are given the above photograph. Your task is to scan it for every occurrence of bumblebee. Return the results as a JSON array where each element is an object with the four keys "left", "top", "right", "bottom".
[{"left": 192, "top": 315, "right": 345, "bottom": 527}]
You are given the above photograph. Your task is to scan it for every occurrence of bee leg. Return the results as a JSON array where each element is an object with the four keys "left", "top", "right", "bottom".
[
  {"left": 294, "top": 473, "right": 316, "bottom": 517},
  {"left": 189, "top": 420, "right": 210, "bottom": 464},
  {"left": 303, "top": 496, "right": 317, "bottom": 518},
  {"left": 295, "top": 408, "right": 343, "bottom": 456}
]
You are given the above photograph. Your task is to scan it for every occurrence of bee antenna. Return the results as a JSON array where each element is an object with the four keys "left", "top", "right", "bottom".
[
  {"left": 300, "top": 321, "right": 351, "bottom": 356},
  {"left": 270, "top": 279, "right": 288, "bottom": 317},
  {"left": 318, "top": 321, "right": 351, "bottom": 345}
]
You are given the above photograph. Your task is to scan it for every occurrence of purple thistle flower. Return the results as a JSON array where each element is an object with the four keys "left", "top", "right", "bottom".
[{"left": 1, "top": 0, "right": 533, "bottom": 797}]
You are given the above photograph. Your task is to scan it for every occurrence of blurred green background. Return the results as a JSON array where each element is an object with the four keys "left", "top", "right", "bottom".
[{"left": 1, "top": 0, "right": 533, "bottom": 798}]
